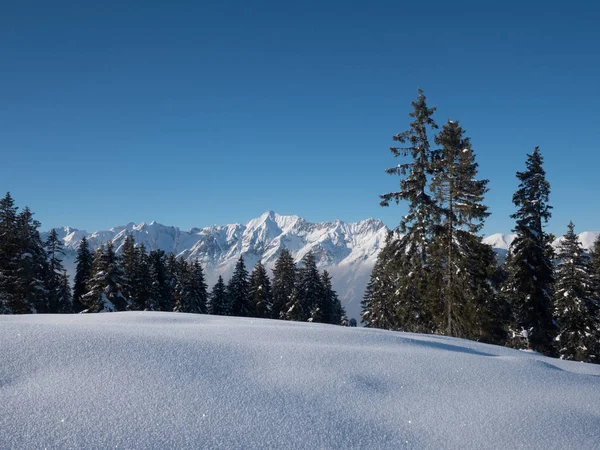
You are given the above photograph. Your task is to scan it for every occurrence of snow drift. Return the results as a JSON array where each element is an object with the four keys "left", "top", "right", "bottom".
[{"left": 1, "top": 313, "right": 599, "bottom": 449}]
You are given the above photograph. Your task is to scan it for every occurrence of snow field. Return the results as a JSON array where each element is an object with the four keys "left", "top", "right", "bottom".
[{"left": 1, "top": 312, "right": 599, "bottom": 449}]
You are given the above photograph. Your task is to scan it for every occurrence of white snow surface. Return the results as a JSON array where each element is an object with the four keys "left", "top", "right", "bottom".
[{"left": 1, "top": 312, "right": 599, "bottom": 449}]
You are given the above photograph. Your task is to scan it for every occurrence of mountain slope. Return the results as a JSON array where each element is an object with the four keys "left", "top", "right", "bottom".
[{"left": 1, "top": 312, "right": 599, "bottom": 449}]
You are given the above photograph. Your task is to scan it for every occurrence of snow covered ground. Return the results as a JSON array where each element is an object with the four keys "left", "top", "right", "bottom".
[{"left": 1, "top": 313, "right": 599, "bottom": 449}]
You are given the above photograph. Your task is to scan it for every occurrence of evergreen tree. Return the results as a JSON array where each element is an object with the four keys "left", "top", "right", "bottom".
[
  {"left": 120, "top": 234, "right": 137, "bottom": 308},
  {"left": 148, "top": 250, "right": 171, "bottom": 311},
  {"left": 431, "top": 120, "right": 490, "bottom": 336},
  {"left": 249, "top": 261, "right": 272, "bottom": 318},
  {"left": 57, "top": 270, "right": 73, "bottom": 314},
  {"left": 504, "top": 147, "right": 556, "bottom": 355},
  {"left": 364, "top": 233, "right": 435, "bottom": 332},
  {"left": 208, "top": 275, "right": 229, "bottom": 315},
  {"left": 163, "top": 253, "right": 179, "bottom": 312},
  {"left": 271, "top": 249, "right": 296, "bottom": 320},
  {"left": 360, "top": 273, "right": 375, "bottom": 327},
  {"left": 361, "top": 235, "right": 403, "bottom": 329},
  {"left": 44, "top": 228, "right": 71, "bottom": 313},
  {"left": 189, "top": 260, "right": 208, "bottom": 314},
  {"left": 72, "top": 237, "right": 93, "bottom": 313},
  {"left": 0, "top": 192, "right": 20, "bottom": 313},
  {"left": 142, "top": 247, "right": 161, "bottom": 311},
  {"left": 286, "top": 252, "right": 323, "bottom": 322},
  {"left": 228, "top": 256, "right": 251, "bottom": 317},
  {"left": 553, "top": 222, "right": 600, "bottom": 362},
  {"left": 467, "top": 236, "right": 510, "bottom": 345},
  {"left": 173, "top": 259, "right": 208, "bottom": 314},
  {"left": 13, "top": 207, "right": 47, "bottom": 313},
  {"left": 321, "top": 270, "right": 345, "bottom": 325},
  {"left": 377, "top": 90, "right": 438, "bottom": 332},
  {"left": 172, "top": 258, "right": 189, "bottom": 313},
  {"left": 128, "top": 243, "right": 152, "bottom": 311},
  {"left": 589, "top": 235, "right": 600, "bottom": 300},
  {"left": 380, "top": 89, "right": 438, "bottom": 243},
  {"left": 82, "top": 242, "right": 127, "bottom": 312}
]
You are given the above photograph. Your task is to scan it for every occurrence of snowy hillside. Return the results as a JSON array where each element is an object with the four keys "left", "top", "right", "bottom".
[
  {"left": 44, "top": 214, "right": 598, "bottom": 321},
  {"left": 1, "top": 313, "right": 599, "bottom": 449}
]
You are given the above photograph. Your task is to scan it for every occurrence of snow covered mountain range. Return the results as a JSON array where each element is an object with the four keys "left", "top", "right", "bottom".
[
  {"left": 482, "top": 231, "right": 600, "bottom": 261},
  {"left": 45, "top": 212, "right": 599, "bottom": 321},
  {"left": 47, "top": 212, "right": 388, "bottom": 320}
]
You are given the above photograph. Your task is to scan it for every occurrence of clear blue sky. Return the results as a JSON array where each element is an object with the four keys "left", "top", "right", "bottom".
[{"left": 1, "top": 1, "right": 598, "bottom": 236}]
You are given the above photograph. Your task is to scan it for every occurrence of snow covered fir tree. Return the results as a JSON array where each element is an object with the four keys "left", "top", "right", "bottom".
[
  {"left": 502, "top": 147, "right": 557, "bottom": 355},
  {"left": 553, "top": 222, "right": 600, "bottom": 362}
]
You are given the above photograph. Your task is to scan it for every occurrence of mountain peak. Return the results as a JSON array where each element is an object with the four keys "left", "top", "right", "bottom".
[
  {"left": 483, "top": 233, "right": 516, "bottom": 250},
  {"left": 245, "top": 211, "right": 278, "bottom": 230}
]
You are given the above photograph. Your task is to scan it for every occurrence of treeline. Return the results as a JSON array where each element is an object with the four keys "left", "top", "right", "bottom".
[
  {"left": 362, "top": 89, "right": 600, "bottom": 364},
  {"left": 0, "top": 193, "right": 347, "bottom": 326}
]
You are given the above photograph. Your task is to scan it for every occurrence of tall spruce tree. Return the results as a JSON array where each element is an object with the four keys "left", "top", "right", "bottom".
[
  {"left": 430, "top": 120, "right": 492, "bottom": 337},
  {"left": 505, "top": 147, "right": 556, "bottom": 355},
  {"left": 44, "top": 228, "right": 72, "bottom": 313},
  {"left": 249, "top": 261, "right": 272, "bottom": 318},
  {"left": 148, "top": 250, "right": 171, "bottom": 311},
  {"left": 208, "top": 275, "right": 229, "bottom": 315},
  {"left": 72, "top": 237, "right": 93, "bottom": 313},
  {"left": 321, "top": 270, "right": 345, "bottom": 325},
  {"left": 286, "top": 251, "right": 322, "bottom": 322},
  {"left": 120, "top": 234, "right": 137, "bottom": 308},
  {"left": 228, "top": 256, "right": 251, "bottom": 317},
  {"left": 162, "top": 253, "right": 178, "bottom": 311},
  {"left": 174, "top": 259, "right": 208, "bottom": 314},
  {"left": 172, "top": 258, "right": 189, "bottom": 313},
  {"left": 82, "top": 242, "right": 128, "bottom": 312},
  {"left": 376, "top": 89, "right": 438, "bottom": 332},
  {"left": 189, "top": 260, "right": 208, "bottom": 314},
  {"left": 128, "top": 243, "right": 151, "bottom": 311},
  {"left": 271, "top": 249, "right": 296, "bottom": 320},
  {"left": 13, "top": 207, "right": 47, "bottom": 314},
  {"left": 589, "top": 235, "right": 600, "bottom": 301},
  {"left": 0, "top": 193, "right": 20, "bottom": 313},
  {"left": 141, "top": 247, "right": 161, "bottom": 311},
  {"left": 553, "top": 222, "right": 600, "bottom": 362},
  {"left": 380, "top": 89, "right": 438, "bottom": 242},
  {"left": 361, "top": 235, "right": 405, "bottom": 330},
  {"left": 57, "top": 270, "right": 72, "bottom": 313}
]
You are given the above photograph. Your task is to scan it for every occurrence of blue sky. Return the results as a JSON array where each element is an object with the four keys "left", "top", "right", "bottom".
[{"left": 1, "top": 1, "right": 598, "bottom": 236}]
